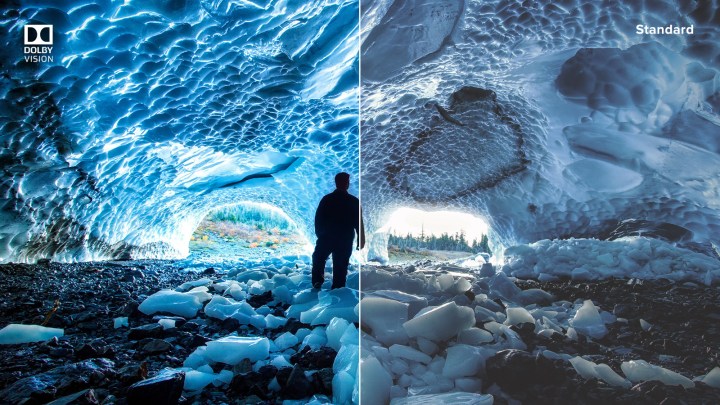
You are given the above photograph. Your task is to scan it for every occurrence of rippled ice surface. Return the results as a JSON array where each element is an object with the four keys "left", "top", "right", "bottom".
[
  {"left": 361, "top": 0, "right": 720, "bottom": 262},
  {"left": 0, "top": 0, "right": 358, "bottom": 262}
]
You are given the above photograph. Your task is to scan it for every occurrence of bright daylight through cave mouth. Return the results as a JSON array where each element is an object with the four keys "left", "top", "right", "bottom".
[
  {"left": 382, "top": 208, "right": 492, "bottom": 263},
  {"left": 188, "top": 203, "right": 310, "bottom": 264}
]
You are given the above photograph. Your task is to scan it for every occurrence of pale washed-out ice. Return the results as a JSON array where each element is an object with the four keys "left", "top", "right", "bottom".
[
  {"left": 403, "top": 302, "right": 475, "bottom": 341},
  {"left": 570, "top": 300, "right": 608, "bottom": 339},
  {"left": 621, "top": 360, "right": 695, "bottom": 389}
]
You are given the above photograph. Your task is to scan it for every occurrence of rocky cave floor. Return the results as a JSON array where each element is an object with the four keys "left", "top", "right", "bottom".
[
  {"left": 484, "top": 277, "right": 720, "bottom": 404},
  {"left": 0, "top": 261, "right": 338, "bottom": 405},
  {"left": 1, "top": 260, "right": 720, "bottom": 404}
]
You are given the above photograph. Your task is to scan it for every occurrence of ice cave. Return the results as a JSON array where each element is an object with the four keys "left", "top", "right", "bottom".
[
  {"left": 0, "top": 0, "right": 359, "bottom": 263},
  {"left": 0, "top": 0, "right": 360, "bottom": 404},
  {"left": 360, "top": 0, "right": 720, "bottom": 404}
]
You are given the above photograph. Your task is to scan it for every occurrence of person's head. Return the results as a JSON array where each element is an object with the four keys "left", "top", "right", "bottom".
[{"left": 335, "top": 172, "right": 350, "bottom": 191}]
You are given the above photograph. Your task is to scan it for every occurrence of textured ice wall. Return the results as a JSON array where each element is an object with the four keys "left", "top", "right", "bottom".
[
  {"left": 0, "top": 0, "right": 358, "bottom": 262},
  {"left": 361, "top": 0, "right": 720, "bottom": 262}
]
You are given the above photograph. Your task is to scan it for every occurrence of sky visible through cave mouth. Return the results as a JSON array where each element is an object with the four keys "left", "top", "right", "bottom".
[{"left": 382, "top": 207, "right": 489, "bottom": 244}]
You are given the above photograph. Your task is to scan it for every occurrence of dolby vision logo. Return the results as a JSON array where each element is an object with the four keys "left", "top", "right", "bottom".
[{"left": 24, "top": 24, "right": 53, "bottom": 45}]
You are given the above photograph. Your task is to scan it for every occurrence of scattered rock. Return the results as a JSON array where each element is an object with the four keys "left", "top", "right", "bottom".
[
  {"left": 282, "top": 365, "right": 312, "bottom": 399},
  {"left": 118, "top": 363, "right": 148, "bottom": 385},
  {"left": 139, "top": 339, "right": 173, "bottom": 355},
  {"left": 486, "top": 349, "right": 570, "bottom": 392},
  {"left": 47, "top": 389, "right": 99, "bottom": 405},
  {"left": 0, "top": 359, "right": 116, "bottom": 404},
  {"left": 128, "top": 324, "right": 164, "bottom": 340},
  {"left": 291, "top": 346, "right": 337, "bottom": 369},
  {"left": 126, "top": 368, "right": 184, "bottom": 405},
  {"left": 247, "top": 291, "right": 273, "bottom": 308}
]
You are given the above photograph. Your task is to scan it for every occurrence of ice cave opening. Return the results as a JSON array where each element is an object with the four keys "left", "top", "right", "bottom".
[
  {"left": 373, "top": 207, "right": 497, "bottom": 264},
  {"left": 187, "top": 202, "right": 312, "bottom": 264}
]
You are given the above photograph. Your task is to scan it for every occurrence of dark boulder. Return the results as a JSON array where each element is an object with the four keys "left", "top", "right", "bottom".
[
  {"left": 282, "top": 365, "right": 312, "bottom": 399},
  {"left": 128, "top": 323, "right": 164, "bottom": 340},
  {"left": 486, "top": 349, "right": 570, "bottom": 392},
  {"left": 290, "top": 346, "right": 337, "bottom": 369},
  {"left": 0, "top": 359, "right": 115, "bottom": 405},
  {"left": 126, "top": 368, "right": 184, "bottom": 405}
]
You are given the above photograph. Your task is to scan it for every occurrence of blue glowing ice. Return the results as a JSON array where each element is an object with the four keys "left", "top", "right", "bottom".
[{"left": 0, "top": 0, "right": 358, "bottom": 262}]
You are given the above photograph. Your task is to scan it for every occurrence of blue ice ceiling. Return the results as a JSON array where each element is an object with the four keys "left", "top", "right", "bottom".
[
  {"left": 361, "top": 0, "right": 720, "bottom": 262},
  {"left": 0, "top": 0, "right": 359, "bottom": 262}
]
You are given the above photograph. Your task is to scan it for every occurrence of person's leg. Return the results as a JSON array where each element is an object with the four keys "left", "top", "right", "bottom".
[
  {"left": 330, "top": 238, "right": 354, "bottom": 289},
  {"left": 311, "top": 238, "right": 332, "bottom": 288}
]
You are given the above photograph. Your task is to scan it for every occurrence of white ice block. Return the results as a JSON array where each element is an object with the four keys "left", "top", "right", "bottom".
[
  {"left": 403, "top": 302, "right": 475, "bottom": 341},
  {"left": 361, "top": 296, "right": 409, "bottom": 345},
  {"left": 621, "top": 360, "right": 694, "bottom": 388},
  {"left": 570, "top": 300, "right": 607, "bottom": 339}
]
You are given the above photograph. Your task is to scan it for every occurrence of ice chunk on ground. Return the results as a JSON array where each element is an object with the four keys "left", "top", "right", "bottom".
[
  {"left": 270, "top": 355, "right": 293, "bottom": 368},
  {"left": 339, "top": 322, "right": 358, "bottom": 346},
  {"left": 505, "top": 307, "right": 535, "bottom": 326},
  {"left": 204, "top": 295, "right": 265, "bottom": 329},
  {"left": 138, "top": 289, "right": 203, "bottom": 318},
  {"left": 621, "top": 360, "right": 694, "bottom": 388},
  {"left": 114, "top": 317, "right": 129, "bottom": 329},
  {"left": 369, "top": 290, "right": 428, "bottom": 318},
  {"left": 326, "top": 317, "right": 350, "bottom": 351},
  {"left": 389, "top": 344, "right": 432, "bottom": 364},
  {"left": 158, "top": 319, "right": 176, "bottom": 329},
  {"left": 274, "top": 332, "right": 299, "bottom": 351},
  {"left": 361, "top": 297, "right": 409, "bottom": 345},
  {"left": 187, "top": 286, "right": 213, "bottom": 303},
  {"left": 457, "top": 327, "right": 494, "bottom": 345},
  {"left": 184, "top": 346, "right": 208, "bottom": 369},
  {"left": 333, "top": 370, "right": 356, "bottom": 405},
  {"left": 416, "top": 337, "right": 438, "bottom": 356},
  {"left": 334, "top": 343, "right": 359, "bottom": 404},
  {"left": 360, "top": 357, "right": 391, "bottom": 405},
  {"left": 390, "top": 392, "right": 493, "bottom": 404},
  {"left": 474, "top": 306, "right": 498, "bottom": 323},
  {"left": 570, "top": 300, "right": 607, "bottom": 339},
  {"left": 177, "top": 278, "right": 212, "bottom": 292},
  {"left": 265, "top": 314, "right": 287, "bottom": 329},
  {"left": 300, "top": 288, "right": 358, "bottom": 325},
  {"left": 488, "top": 272, "right": 522, "bottom": 301},
  {"left": 302, "top": 330, "right": 328, "bottom": 349},
  {"left": 499, "top": 325, "right": 527, "bottom": 350},
  {"left": 0, "top": 324, "right": 64, "bottom": 344},
  {"left": 570, "top": 356, "right": 633, "bottom": 388},
  {"left": 594, "top": 363, "right": 632, "bottom": 388},
  {"left": 403, "top": 302, "right": 475, "bottom": 341},
  {"left": 442, "top": 344, "right": 486, "bottom": 378},
  {"left": 699, "top": 367, "right": 720, "bottom": 388},
  {"left": 569, "top": 356, "right": 599, "bottom": 379},
  {"left": 272, "top": 285, "right": 294, "bottom": 304},
  {"left": 184, "top": 369, "right": 215, "bottom": 391},
  {"left": 205, "top": 336, "right": 270, "bottom": 365}
]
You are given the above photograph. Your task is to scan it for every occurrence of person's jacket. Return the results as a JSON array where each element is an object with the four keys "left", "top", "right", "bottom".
[{"left": 314, "top": 189, "right": 361, "bottom": 241}]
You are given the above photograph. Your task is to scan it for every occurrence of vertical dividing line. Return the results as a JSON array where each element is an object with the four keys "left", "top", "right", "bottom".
[{"left": 356, "top": 0, "right": 363, "bottom": 402}]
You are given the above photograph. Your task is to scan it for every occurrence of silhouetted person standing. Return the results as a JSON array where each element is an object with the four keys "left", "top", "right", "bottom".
[{"left": 312, "top": 172, "right": 365, "bottom": 289}]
